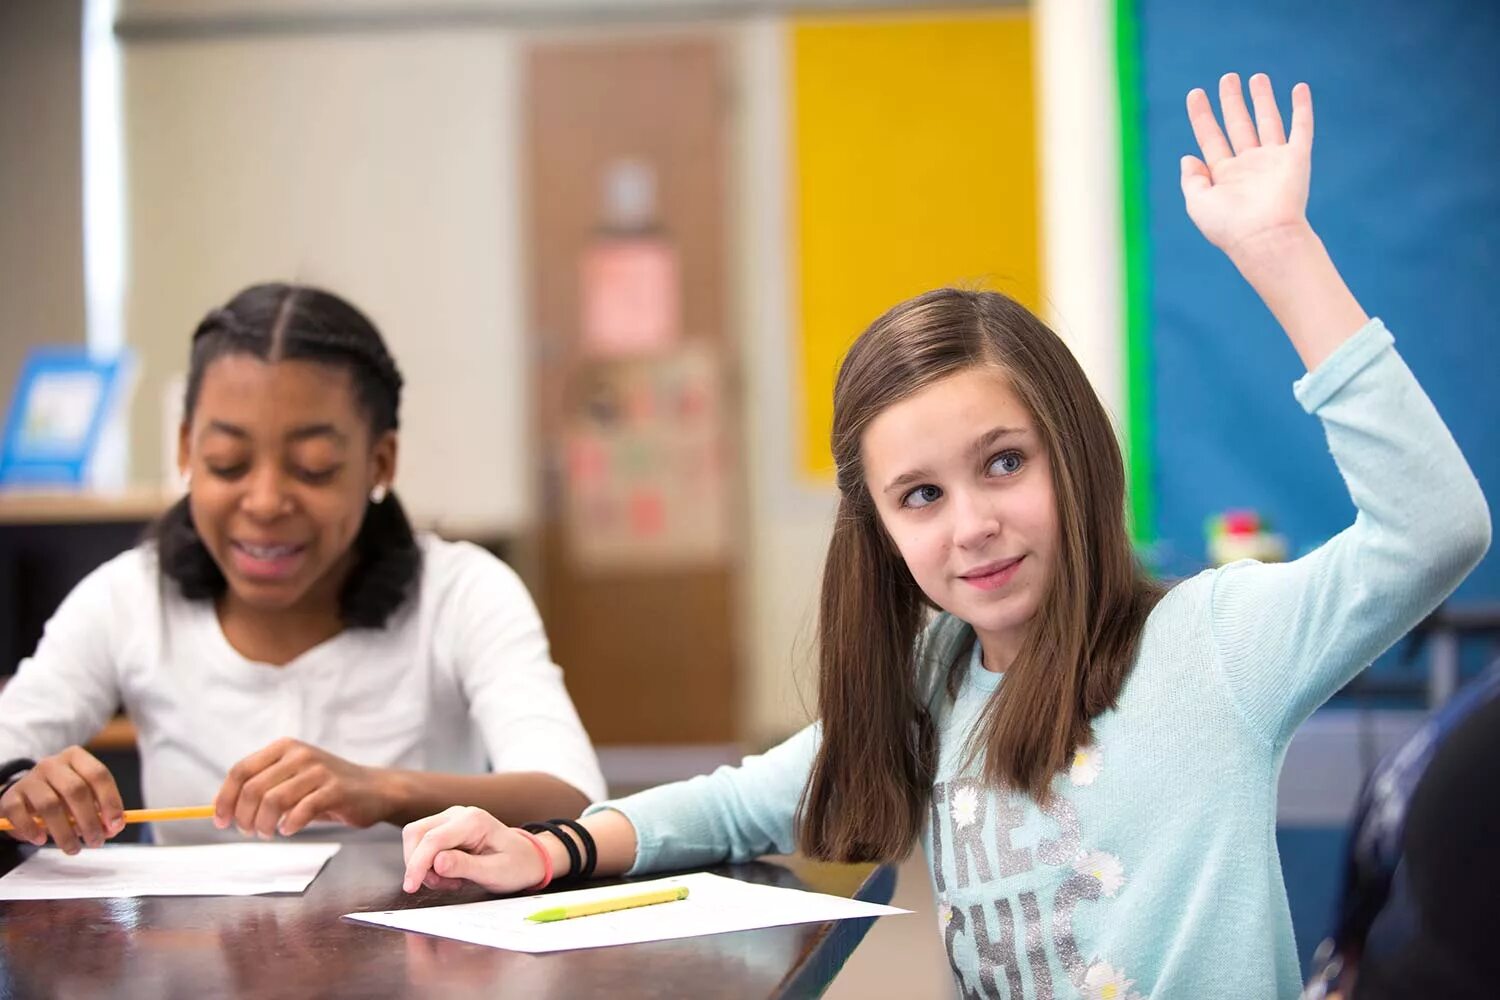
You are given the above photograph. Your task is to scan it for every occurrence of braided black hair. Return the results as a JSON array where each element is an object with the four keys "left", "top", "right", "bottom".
[{"left": 151, "top": 283, "right": 420, "bottom": 628}]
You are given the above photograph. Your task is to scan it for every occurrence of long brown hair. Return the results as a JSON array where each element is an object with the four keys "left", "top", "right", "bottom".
[{"left": 797, "top": 288, "right": 1162, "bottom": 862}]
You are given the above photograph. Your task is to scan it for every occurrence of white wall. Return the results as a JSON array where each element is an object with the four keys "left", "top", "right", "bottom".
[
  {"left": 0, "top": 0, "right": 86, "bottom": 384},
  {"left": 120, "top": 28, "right": 532, "bottom": 535},
  {"left": 731, "top": 18, "right": 837, "bottom": 745}
]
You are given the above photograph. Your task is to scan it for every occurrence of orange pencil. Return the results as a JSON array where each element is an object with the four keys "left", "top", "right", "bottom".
[{"left": 0, "top": 805, "right": 215, "bottom": 833}]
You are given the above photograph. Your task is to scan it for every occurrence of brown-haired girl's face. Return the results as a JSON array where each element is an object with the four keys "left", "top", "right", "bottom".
[
  {"left": 177, "top": 354, "right": 396, "bottom": 615},
  {"left": 862, "top": 366, "right": 1057, "bottom": 663}
]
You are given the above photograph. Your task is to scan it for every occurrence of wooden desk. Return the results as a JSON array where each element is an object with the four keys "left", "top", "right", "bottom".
[{"left": 0, "top": 843, "right": 896, "bottom": 998}]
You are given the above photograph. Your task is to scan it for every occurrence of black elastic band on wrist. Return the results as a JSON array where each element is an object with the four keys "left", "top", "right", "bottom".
[
  {"left": 522, "top": 821, "right": 580, "bottom": 880},
  {"left": 0, "top": 758, "right": 36, "bottom": 799},
  {"left": 551, "top": 818, "right": 597, "bottom": 878}
]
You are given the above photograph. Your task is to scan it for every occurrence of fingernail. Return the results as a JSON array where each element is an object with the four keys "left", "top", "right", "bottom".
[{"left": 402, "top": 879, "right": 413, "bottom": 893}]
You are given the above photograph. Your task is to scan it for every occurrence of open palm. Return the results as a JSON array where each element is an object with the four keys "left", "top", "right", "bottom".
[{"left": 1182, "top": 73, "right": 1313, "bottom": 257}]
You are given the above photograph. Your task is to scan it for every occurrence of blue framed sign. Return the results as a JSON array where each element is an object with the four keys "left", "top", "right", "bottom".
[{"left": 0, "top": 347, "right": 133, "bottom": 488}]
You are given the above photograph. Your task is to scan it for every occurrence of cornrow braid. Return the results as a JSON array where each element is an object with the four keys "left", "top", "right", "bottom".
[{"left": 153, "top": 282, "right": 420, "bottom": 627}]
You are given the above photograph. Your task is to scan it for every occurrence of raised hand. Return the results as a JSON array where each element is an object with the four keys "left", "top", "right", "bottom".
[{"left": 1182, "top": 72, "right": 1313, "bottom": 259}]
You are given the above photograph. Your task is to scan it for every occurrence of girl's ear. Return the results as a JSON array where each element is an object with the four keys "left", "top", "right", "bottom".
[
  {"left": 371, "top": 430, "right": 398, "bottom": 493},
  {"left": 176, "top": 422, "right": 192, "bottom": 482}
]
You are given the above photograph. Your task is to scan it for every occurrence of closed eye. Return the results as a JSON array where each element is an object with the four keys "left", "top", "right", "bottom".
[{"left": 293, "top": 465, "right": 341, "bottom": 485}]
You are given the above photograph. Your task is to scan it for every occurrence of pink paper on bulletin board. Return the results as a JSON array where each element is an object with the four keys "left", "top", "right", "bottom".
[
  {"left": 561, "top": 344, "right": 729, "bottom": 572},
  {"left": 580, "top": 238, "right": 681, "bottom": 356}
]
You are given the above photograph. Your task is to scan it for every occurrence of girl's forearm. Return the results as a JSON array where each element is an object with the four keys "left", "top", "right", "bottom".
[
  {"left": 377, "top": 769, "right": 590, "bottom": 828},
  {"left": 531, "top": 807, "right": 640, "bottom": 879},
  {"left": 1228, "top": 222, "right": 1370, "bottom": 371}
]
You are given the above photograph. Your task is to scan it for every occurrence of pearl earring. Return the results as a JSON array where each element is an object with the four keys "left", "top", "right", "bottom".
[{"left": 370, "top": 483, "right": 388, "bottom": 504}]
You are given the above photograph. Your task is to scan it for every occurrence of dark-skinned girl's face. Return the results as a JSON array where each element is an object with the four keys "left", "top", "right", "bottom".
[{"left": 177, "top": 354, "right": 397, "bottom": 615}]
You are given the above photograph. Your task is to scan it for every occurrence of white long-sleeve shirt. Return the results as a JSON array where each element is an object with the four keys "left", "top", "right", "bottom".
[{"left": 0, "top": 533, "right": 605, "bottom": 844}]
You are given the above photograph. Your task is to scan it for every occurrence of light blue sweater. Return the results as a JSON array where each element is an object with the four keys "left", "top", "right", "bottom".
[{"left": 586, "top": 320, "right": 1490, "bottom": 999}]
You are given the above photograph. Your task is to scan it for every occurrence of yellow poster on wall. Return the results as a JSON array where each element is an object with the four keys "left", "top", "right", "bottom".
[{"left": 791, "top": 9, "right": 1040, "bottom": 479}]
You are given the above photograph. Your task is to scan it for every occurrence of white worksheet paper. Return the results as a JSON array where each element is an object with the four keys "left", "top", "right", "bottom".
[
  {"left": 344, "top": 871, "right": 909, "bottom": 953},
  {"left": 0, "top": 843, "right": 341, "bottom": 900}
]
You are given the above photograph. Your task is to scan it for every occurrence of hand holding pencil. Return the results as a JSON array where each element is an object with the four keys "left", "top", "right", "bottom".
[{"left": 1, "top": 745, "right": 126, "bottom": 853}]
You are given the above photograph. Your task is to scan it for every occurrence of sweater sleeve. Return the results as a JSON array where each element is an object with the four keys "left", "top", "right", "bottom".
[
  {"left": 581, "top": 616, "right": 971, "bottom": 874},
  {"left": 584, "top": 724, "right": 820, "bottom": 874},
  {"left": 440, "top": 542, "right": 606, "bottom": 803},
  {"left": 0, "top": 554, "right": 131, "bottom": 761},
  {"left": 1210, "top": 318, "right": 1490, "bottom": 748}
]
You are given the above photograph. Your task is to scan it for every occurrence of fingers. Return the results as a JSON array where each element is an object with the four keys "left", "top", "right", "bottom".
[
  {"left": 6, "top": 750, "right": 124, "bottom": 852},
  {"left": 233, "top": 759, "right": 305, "bottom": 835},
  {"left": 403, "top": 816, "right": 475, "bottom": 893},
  {"left": 46, "top": 764, "right": 109, "bottom": 849},
  {"left": 275, "top": 785, "right": 339, "bottom": 838},
  {"left": 1185, "top": 87, "right": 1233, "bottom": 168},
  {"left": 1247, "top": 72, "right": 1286, "bottom": 145},
  {"left": 401, "top": 807, "right": 499, "bottom": 894},
  {"left": 1289, "top": 81, "right": 1314, "bottom": 148},
  {"left": 421, "top": 871, "right": 469, "bottom": 893},
  {"left": 250, "top": 769, "right": 325, "bottom": 839},
  {"left": 1, "top": 784, "right": 46, "bottom": 846},
  {"left": 1180, "top": 155, "right": 1212, "bottom": 199},
  {"left": 1189, "top": 74, "right": 1311, "bottom": 163},
  {"left": 431, "top": 848, "right": 490, "bottom": 885},
  {"left": 400, "top": 807, "right": 460, "bottom": 862},
  {"left": 216, "top": 739, "right": 293, "bottom": 829},
  {"left": 1217, "top": 73, "right": 1259, "bottom": 154}
]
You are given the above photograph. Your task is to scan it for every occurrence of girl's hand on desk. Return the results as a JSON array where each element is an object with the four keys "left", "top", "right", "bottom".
[
  {"left": 0, "top": 746, "right": 125, "bottom": 853},
  {"left": 400, "top": 806, "right": 543, "bottom": 894},
  {"left": 214, "top": 738, "right": 395, "bottom": 838}
]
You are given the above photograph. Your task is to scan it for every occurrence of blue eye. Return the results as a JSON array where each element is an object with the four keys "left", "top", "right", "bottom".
[
  {"left": 902, "top": 484, "right": 943, "bottom": 509},
  {"left": 988, "top": 451, "right": 1024, "bottom": 476}
]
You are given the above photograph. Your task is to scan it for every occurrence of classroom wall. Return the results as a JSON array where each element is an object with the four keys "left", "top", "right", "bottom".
[
  {"left": 109, "top": 3, "right": 1041, "bottom": 747},
  {"left": 0, "top": 0, "right": 87, "bottom": 387},
  {"left": 118, "top": 26, "right": 532, "bottom": 536},
  {"left": 1137, "top": 0, "right": 1500, "bottom": 603}
]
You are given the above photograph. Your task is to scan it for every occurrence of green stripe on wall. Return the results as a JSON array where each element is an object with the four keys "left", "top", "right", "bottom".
[{"left": 1115, "top": 0, "right": 1155, "bottom": 547}]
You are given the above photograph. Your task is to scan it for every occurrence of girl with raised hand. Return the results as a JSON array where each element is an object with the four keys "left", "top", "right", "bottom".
[{"left": 400, "top": 75, "right": 1488, "bottom": 998}]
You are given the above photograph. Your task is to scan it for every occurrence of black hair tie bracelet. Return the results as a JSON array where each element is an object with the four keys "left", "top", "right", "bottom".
[
  {"left": 551, "top": 818, "right": 598, "bottom": 879},
  {"left": 522, "top": 821, "right": 580, "bottom": 880}
]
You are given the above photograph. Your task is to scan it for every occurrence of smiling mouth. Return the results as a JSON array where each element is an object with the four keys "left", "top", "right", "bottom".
[
  {"left": 960, "top": 556, "right": 1024, "bottom": 591},
  {"left": 961, "top": 556, "right": 1022, "bottom": 579},
  {"left": 228, "top": 540, "right": 310, "bottom": 582},
  {"left": 233, "top": 541, "right": 305, "bottom": 560}
]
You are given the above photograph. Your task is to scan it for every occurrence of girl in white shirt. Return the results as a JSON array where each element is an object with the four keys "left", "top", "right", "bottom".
[{"left": 0, "top": 283, "right": 604, "bottom": 852}]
